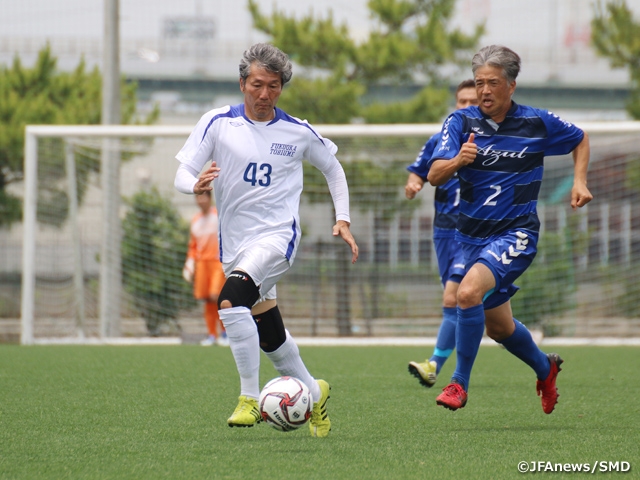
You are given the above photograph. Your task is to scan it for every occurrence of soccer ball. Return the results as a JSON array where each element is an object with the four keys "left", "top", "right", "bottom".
[{"left": 259, "top": 376, "right": 313, "bottom": 432}]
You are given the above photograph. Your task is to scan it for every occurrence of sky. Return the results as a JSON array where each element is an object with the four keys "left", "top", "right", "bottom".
[{"left": 0, "top": 0, "right": 638, "bottom": 86}]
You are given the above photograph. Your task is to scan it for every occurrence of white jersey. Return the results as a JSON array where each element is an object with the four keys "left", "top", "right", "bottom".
[{"left": 176, "top": 104, "right": 351, "bottom": 264}]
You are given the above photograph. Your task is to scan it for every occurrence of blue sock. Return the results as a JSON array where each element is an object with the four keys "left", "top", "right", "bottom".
[
  {"left": 451, "top": 304, "right": 485, "bottom": 391},
  {"left": 499, "top": 319, "right": 551, "bottom": 380},
  {"left": 430, "top": 307, "right": 457, "bottom": 373}
]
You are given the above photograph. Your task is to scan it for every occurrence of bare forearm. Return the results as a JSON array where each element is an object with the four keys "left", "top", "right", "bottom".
[
  {"left": 427, "top": 159, "right": 459, "bottom": 186},
  {"left": 572, "top": 132, "right": 590, "bottom": 185}
]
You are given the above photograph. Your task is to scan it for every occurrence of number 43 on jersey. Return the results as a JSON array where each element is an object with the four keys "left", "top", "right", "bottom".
[{"left": 243, "top": 162, "right": 272, "bottom": 187}]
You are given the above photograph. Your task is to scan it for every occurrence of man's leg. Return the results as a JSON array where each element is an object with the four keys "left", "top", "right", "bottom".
[
  {"left": 255, "top": 304, "right": 331, "bottom": 437},
  {"left": 255, "top": 305, "right": 321, "bottom": 401},
  {"left": 218, "top": 270, "right": 262, "bottom": 427},
  {"left": 436, "top": 264, "right": 493, "bottom": 410},
  {"left": 488, "top": 310, "right": 562, "bottom": 414}
]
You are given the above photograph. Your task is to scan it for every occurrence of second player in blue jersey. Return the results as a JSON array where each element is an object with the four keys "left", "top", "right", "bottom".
[{"left": 427, "top": 44, "right": 592, "bottom": 415}]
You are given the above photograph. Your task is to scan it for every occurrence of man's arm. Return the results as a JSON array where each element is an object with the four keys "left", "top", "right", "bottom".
[
  {"left": 174, "top": 163, "right": 220, "bottom": 195},
  {"left": 405, "top": 173, "right": 425, "bottom": 200},
  {"left": 308, "top": 152, "right": 359, "bottom": 263},
  {"left": 321, "top": 161, "right": 359, "bottom": 264},
  {"left": 570, "top": 132, "right": 593, "bottom": 209},
  {"left": 332, "top": 219, "right": 359, "bottom": 264}
]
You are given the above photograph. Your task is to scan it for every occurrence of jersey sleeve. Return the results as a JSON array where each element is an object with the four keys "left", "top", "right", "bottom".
[
  {"left": 305, "top": 131, "right": 350, "bottom": 223},
  {"left": 427, "top": 113, "right": 466, "bottom": 167},
  {"left": 407, "top": 133, "right": 441, "bottom": 180},
  {"left": 175, "top": 106, "right": 230, "bottom": 171},
  {"left": 540, "top": 110, "right": 584, "bottom": 156}
]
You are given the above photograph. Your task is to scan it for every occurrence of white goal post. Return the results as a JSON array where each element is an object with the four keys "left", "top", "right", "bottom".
[{"left": 20, "top": 122, "right": 640, "bottom": 345}]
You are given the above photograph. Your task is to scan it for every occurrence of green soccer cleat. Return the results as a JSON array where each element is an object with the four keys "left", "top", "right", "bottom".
[
  {"left": 309, "top": 379, "right": 331, "bottom": 437},
  {"left": 227, "top": 396, "right": 261, "bottom": 427},
  {"left": 408, "top": 360, "right": 438, "bottom": 388}
]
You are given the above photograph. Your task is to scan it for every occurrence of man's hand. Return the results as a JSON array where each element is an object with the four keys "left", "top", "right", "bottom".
[
  {"left": 455, "top": 132, "right": 477, "bottom": 168},
  {"left": 333, "top": 220, "right": 359, "bottom": 264},
  {"left": 571, "top": 181, "right": 593, "bottom": 209},
  {"left": 193, "top": 163, "right": 220, "bottom": 195},
  {"left": 405, "top": 173, "right": 425, "bottom": 200}
]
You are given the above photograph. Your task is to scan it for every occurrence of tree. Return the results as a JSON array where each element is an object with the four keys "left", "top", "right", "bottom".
[
  {"left": 121, "top": 187, "right": 195, "bottom": 336},
  {"left": 510, "top": 231, "right": 576, "bottom": 332},
  {"left": 248, "top": 0, "right": 483, "bottom": 334},
  {"left": 248, "top": 0, "right": 484, "bottom": 124},
  {"left": 0, "top": 44, "right": 158, "bottom": 227},
  {"left": 591, "top": 0, "right": 640, "bottom": 119}
]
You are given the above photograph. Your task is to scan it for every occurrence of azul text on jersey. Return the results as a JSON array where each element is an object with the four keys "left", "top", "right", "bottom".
[{"left": 478, "top": 145, "right": 529, "bottom": 166}]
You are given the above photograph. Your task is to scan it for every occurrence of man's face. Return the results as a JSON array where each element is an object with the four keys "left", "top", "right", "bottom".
[
  {"left": 455, "top": 87, "right": 479, "bottom": 110},
  {"left": 474, "top": 65, "right": 516, "bottom": 121},
  {"left": 240, "top": 63, "right": 283, "bottom": 121}
]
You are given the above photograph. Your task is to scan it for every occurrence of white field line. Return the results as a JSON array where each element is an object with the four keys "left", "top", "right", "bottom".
[{"left": 30, "top": 336, "right": 640, "bottom": 346}]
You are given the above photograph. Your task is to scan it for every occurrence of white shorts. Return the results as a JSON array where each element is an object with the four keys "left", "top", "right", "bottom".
[{"left": 222, "top": 242, "right": 291, "bottom": 304}]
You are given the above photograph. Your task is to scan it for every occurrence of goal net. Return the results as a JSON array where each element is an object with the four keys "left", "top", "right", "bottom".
[{"left": 10, "top": 122, "right": 640, "bottom": 344}]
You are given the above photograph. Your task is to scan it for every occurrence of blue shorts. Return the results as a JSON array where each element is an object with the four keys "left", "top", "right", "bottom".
[
  {"left": 461, "top": 229, "right": 539, "bottom": 309},
  {"left": 434, "top": 237, "right": 466, "bottom": 286}
]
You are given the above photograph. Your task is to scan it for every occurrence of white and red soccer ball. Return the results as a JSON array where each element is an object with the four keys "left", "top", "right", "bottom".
[{"left": 259, "top": 376, "right": 313, "bottom": 432}]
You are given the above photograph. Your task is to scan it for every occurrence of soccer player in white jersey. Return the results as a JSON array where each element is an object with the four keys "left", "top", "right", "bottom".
[
  {"left": 428, "top": 45, "right": 592, "bottom": 414},
  {"left": 174, "top": 43, "right": 359, "bottom": 437}
]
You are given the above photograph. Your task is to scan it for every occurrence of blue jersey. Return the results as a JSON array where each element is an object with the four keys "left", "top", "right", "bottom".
[
  {"left": 430, "top": 102, "right": 584, "bottom": 245},
  {"left": 407, "top": 132, "right": 459, "bottom": 239}
]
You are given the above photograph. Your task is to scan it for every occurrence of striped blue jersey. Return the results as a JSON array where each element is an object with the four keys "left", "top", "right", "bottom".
[
  {"left": 430, "top": 102, "right": 584, "bottom": 245},
  {"left": 407, "top": 132, "right": 459, "bottom": 238}
]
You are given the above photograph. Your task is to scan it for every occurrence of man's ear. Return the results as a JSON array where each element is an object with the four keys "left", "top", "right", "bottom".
[{"left": 239, "top": 78, "right": 245, "bottom": 93}]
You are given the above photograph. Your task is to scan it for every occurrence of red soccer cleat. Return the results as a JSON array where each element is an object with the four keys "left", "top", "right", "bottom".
[
  {"left": 536, "top": 353, "right": 564, "bottom": 414},
  {"left": 436, "top": 382, "right": 468, "bottom": 411}
]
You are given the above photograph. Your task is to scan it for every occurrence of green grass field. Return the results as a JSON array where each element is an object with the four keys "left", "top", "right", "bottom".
[{"left": 1, "top": 344, "right": 638, "bottom": 479}]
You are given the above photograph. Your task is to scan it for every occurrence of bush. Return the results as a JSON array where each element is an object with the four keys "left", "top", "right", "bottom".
[
  {"left": 510, "top": 231, "right": 576, "bottom": 330},
  {"left": 121, "top": 187, "right": 195, "bottom": 335}
]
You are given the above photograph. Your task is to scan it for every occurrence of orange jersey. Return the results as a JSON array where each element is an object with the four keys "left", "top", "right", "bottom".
[{"left": 187, "top": 207, "right": 220, "bottom": 262}]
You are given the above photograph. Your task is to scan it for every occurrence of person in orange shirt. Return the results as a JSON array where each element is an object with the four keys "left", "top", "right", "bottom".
[{"left": 183, "top": 191, "right": 228, "bottom": 346}]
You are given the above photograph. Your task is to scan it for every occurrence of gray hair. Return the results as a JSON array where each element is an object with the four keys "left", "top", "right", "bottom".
[
  {"left": 239, "top": 43, "right": 293, "bottom": 85},
  {"left": 471, "top": 45, "right": 521, "bottom": 84}
]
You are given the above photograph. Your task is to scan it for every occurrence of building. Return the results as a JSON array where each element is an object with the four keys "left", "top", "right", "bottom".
[{"left": 0, "top": 0, "right": 637, "bottom": 121}]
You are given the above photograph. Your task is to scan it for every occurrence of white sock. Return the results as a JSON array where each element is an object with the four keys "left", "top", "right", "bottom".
[
  {"left": 219, "top": 306, "right": 260, "bottom": 400},
  {"left": 264, "top": 330, "right": 320, "bottom": 401}
]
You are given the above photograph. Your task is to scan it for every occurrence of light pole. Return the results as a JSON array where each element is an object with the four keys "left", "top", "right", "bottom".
[{"left": 100, "top": 0, "right": 122, "bottom": 338}]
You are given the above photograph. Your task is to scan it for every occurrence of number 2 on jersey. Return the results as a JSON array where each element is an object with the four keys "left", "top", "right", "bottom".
[
  {"left": 243, "top": 162, "right": 272, "bottom": 187},
  {"left": 483, "top": 185, "right": 501, "bottom": 206}
]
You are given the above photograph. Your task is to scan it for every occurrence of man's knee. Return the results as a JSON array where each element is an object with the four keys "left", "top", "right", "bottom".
[
  {"left": 218, "top": 271, "right": 260, "bottom": 310},
  {"left": 485, "top": 321, "right": 513, "bottom": 341},
  {"left": 254, "top": 306, "right": 286, "bottom": 352},
  {"left": 457, "top": 284, "right": 481, "bottom": 308}
]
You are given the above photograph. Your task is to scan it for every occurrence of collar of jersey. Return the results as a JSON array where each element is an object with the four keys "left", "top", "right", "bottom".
[
  {"left": 477, "top": 101, "right": 519, "bottom": 122},
  {"left": 241, "top": 104, "right": 283, "bottom": 126}
]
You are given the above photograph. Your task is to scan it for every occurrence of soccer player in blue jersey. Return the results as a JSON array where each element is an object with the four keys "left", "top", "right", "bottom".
[
  {"left": 427, "top": 45, "right": 592, "bottom": 414},
  {"left": 174, "top": 43, "right": 359, "bottom": 436},
  {"left": 405, "top": 79, "right": 477, "bottom": 388}
]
